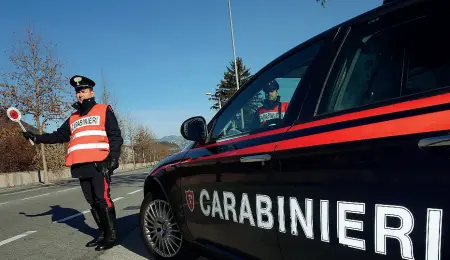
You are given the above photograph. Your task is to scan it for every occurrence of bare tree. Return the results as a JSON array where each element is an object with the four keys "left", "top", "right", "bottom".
[
  {"left": 133, "top": 124, "right": 156, "bottom": 165},
  {"left": 99, "top": 70, "right": 126, "bottom": 151},
  {"left": 99, "top": 69, "right": 117, "bottom": 108},
  {"left": 0, "top": 26, "right": 71, "bottom": 184},
  {"left": 122, "top": 113, "right": 138, "bottom": 168}
]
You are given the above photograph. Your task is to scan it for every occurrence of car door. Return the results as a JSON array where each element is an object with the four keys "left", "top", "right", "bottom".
[
  {"left": 177, "top": 32, "right": 337, "bottom": 260},
  {"left": 271, "top": 1, "right": 450, "bottom": 260}
]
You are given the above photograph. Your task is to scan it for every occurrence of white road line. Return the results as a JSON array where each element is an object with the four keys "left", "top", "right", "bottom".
[
  {"left": 0, "top": 187, "right": 78, "bottom": 207},
  {"left": 127, "top": 189, "right": 142, "bottom": 195},
  {"left": 0, "top": 231, "right": 37, "bottom": 247},
  {"left": 20, "top": 193, "right": 51, "bottom": 201},
  {"left": 0, "top": 185, "right": 78, "bottom": 198},
  {"left": 0, "top": 187, "right": 47, "bottom": 197},
  {"left": 112, "top": 197, "right": 124, "bottom": 202},
  {"left": 54, "top": 210, "right": 90, "bottom": 223},
  {"left": 55, "top": 187, "right": 78, "bottom": 193},
  {"left": 54, "top": 197, "right": 124, "bottom": 223}
]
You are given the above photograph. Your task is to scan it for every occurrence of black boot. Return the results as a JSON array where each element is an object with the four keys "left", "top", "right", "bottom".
[
  {"left": 86, "top": 208, "right": 104, "bottom": 247},
  {"left": 95, "top": 206, "right": 117, "bottom": 251}
]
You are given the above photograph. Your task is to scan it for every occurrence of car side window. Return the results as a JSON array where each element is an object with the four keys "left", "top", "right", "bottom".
[
  {"left": 211, "top": 40, "right": 324, "bottom": 141},
  {"left": 316, "top": 10, "right": 450, "bottom": 115},
  {"left": 402, "top": 14, "right": 450, "bottom": 96}
]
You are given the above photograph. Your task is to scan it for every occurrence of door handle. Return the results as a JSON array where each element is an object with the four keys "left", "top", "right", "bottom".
[
  {"left": 418, "top": 135, "right": 450, "bottom": 149},
  {"left": 240, "top": 154, "right": 271, "bottom": 163}
]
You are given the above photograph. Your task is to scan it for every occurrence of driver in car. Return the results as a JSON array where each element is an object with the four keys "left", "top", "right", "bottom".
[{"left": 255, "top": 80, "right": 289, "bottom": 127}]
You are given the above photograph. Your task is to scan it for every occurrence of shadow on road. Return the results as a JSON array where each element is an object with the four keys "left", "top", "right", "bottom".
[
  {"left": 20, "top": 205, "right": 151, "bottom": 259},
  {"left": 19, "top": 205, "right": 97, "bottom": 238}
]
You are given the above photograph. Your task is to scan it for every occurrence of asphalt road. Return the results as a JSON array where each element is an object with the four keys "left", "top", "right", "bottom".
[{"left": 0, "top": 168, "right": 155, "bottom": 260}]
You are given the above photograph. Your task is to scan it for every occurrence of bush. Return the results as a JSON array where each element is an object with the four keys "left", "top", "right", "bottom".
[
  {"left": 0, "top": 126, "right": 38, "bottom": 172},
  {"left": 35, "top": 142, "right": 68, "bottom": 175}
]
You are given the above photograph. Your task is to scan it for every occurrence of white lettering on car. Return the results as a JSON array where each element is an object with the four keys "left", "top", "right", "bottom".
[
  {"left": 256, "top": 194, "right": 274, "bottom": 230},
  {"left": 191, "top": 189, "right": 443, "bottom": 259},
  {"left": 278, "top": 196, "right": 286, "bottom": 233},
  {"left": 200, "top": 189, "right": 210, "bottom": 216},
  {"left": 320, "top": 200, "right": 330, "bottom": 243},
  {"left": 337, "top": 201, "right": 366, "bottom": 251},
  {"left": 426, "top": 208, "right": 443, "bottom": 260},
  {"left": 375, "top": 204, "right": 415, "bottom": 259},
  {"left": 290, "top": 197, "right": 314, "bottom": 239},
  {"left": 223, "top": 191, "right": 237, "bottom": 223},
  {"left": 212, "top": 190, "right": 224, "bottom": 219},
  {"left": 239, "top": 193, "right": 255, "bottom": 226}
]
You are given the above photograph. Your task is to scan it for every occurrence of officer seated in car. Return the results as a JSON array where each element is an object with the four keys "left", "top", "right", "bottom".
[{"left": 255, "top": 80, "right": 289, "bottom": 128}]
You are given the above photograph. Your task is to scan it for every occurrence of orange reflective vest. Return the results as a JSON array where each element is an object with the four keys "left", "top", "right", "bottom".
[
  {"left": 256, "top": 102, "right": 289, "bottom": 125},
  {"left": 65, "top": 104, "right": 110, "bottom": 166}
]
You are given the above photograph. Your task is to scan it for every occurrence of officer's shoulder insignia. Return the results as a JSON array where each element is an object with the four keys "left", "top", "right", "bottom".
[{"left": 107, "top": 105, "right": 115, "bottom": 114}]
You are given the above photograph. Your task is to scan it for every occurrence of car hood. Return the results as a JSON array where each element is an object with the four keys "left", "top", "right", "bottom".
[{"left": 147, "top": 141, "right": 194, "bottom": 176}]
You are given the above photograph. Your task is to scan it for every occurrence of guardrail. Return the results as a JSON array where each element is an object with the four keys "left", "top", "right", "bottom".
[{"left": 0, "top": 161, "right": 159, "bottom": 189}]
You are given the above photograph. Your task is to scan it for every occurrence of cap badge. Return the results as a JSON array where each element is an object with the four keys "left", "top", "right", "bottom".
[{"left": 74, "top": 77, "right": 83, "bottom": 86}]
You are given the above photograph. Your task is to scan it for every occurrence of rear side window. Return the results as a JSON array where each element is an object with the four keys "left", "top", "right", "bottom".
[
  {"left": 403, "top": 15, "right": 450, "bottom": 96},
  {"left": 316, "top": 10, "right": 450, "bottom": 115}
]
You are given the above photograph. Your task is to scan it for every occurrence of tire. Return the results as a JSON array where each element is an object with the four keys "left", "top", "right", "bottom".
[{"left": 139, "top": 192, "right": 197, "bottom": 259}]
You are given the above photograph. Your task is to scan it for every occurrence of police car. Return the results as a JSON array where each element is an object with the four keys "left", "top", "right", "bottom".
[{"left": 139, "top": 0, "right": 450, "bottom": 259}]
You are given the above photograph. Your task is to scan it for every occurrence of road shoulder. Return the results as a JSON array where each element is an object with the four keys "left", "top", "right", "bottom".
[
  {"left": 98, "top": 226, "right": 153, "bottom": 260},
  {"left": 0, "top": 166, "right": 152, "bottom": 196}
]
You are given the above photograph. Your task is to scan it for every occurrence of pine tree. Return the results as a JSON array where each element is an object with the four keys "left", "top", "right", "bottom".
[
  {"left": 212, "top": 57, "right": 252, "bottom": 110},
  {"left": 212, "top": 57, "right": 264, "bottom": 132}
]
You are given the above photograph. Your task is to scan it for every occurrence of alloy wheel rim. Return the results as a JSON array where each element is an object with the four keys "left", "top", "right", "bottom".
[{"left": 144, "top": 199, "right": 183, "bottom": 258}]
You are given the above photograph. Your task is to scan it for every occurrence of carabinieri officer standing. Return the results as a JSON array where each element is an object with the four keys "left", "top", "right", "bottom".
[{"left": 22, "top": 75, "right": 124, "bottom": 251}]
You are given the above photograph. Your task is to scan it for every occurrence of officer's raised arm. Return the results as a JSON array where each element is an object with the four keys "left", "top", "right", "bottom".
[
  {"left": 22, "top": 118, "right": 72, "bottom": 144},
  {"left": 39, "top": 119, "right": 71, "bottom": 144}
]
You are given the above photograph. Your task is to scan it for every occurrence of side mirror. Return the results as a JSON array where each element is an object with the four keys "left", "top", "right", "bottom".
[{"left": 180, "top": 116, "right": 208, "bottom": 142}]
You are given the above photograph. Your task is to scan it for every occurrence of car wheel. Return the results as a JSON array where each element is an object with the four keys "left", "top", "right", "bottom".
[{"left": 140, "top": 192, "right": 196, "bottom": 259}]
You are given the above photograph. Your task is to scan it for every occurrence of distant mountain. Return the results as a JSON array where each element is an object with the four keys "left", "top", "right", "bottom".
[
  {"left": 157, "top": 135, "right": 192, "bottom": 150},
  {"left": 158, "top": 141, "right": 182, "bottom": 153}
]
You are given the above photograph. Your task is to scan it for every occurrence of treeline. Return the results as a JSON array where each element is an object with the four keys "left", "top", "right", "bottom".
[{"left": 117, "top": 112, "right": 171, "bottom": 168}]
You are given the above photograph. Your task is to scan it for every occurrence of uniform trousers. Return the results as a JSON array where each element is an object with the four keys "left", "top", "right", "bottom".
[{"left": 80, "top": 175, "right": 114, "bottom": 209}]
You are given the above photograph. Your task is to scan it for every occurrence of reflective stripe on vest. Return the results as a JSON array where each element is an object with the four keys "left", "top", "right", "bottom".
[
  {"left": 70, "top": 130, "right": 107, "bottom": 140},
  {"left": 65, "top": 104, "right": 110, "bottom": 166},
  {"left": 67, "top": 143, "right": 110, "bottom": 154}
]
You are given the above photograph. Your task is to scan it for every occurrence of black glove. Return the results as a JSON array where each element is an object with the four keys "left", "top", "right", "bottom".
[
  {"left": 22, "top": 132, "right": 36, "bottom": 142},
  {"left": 94, "top": 156, "right": 118, "bottom": 182},
  {"left": 107, "top": 156, "right": 119, "bottom": 172}
]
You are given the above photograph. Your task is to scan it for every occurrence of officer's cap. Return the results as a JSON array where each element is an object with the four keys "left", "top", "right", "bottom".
[
  {"left": 263, "top": 80, "right": 279, "bottom": 93},
  {"left": 70, "top": 75, "right": 96, "bottom": 90}
]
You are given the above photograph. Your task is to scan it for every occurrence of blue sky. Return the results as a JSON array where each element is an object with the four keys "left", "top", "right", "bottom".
[{"left": 0, "top": 0, "right": 382, "bottom": 138}]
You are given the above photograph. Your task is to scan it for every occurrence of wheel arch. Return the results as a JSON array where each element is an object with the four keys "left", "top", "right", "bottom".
[
  {"left": 142, "top": 170, "right": 195, "bottom": 244},
  {"left": 143, "top": 175, "right": 168, "bottom": 201}
]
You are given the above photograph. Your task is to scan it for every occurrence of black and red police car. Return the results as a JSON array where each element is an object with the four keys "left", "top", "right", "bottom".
[{"left": 139, "top": 0, "right": 450, "bottom": 259}]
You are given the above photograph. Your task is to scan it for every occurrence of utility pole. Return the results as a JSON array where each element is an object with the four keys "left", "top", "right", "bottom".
[
  {"left": 228, "top": 0, "right": 240, "bottom": 90},
  {"left": 206, "top": 92, "right": 222, "bottom": 109},
  {"left": 227, "top": 0, "right": 245, "bottom": 128}
]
